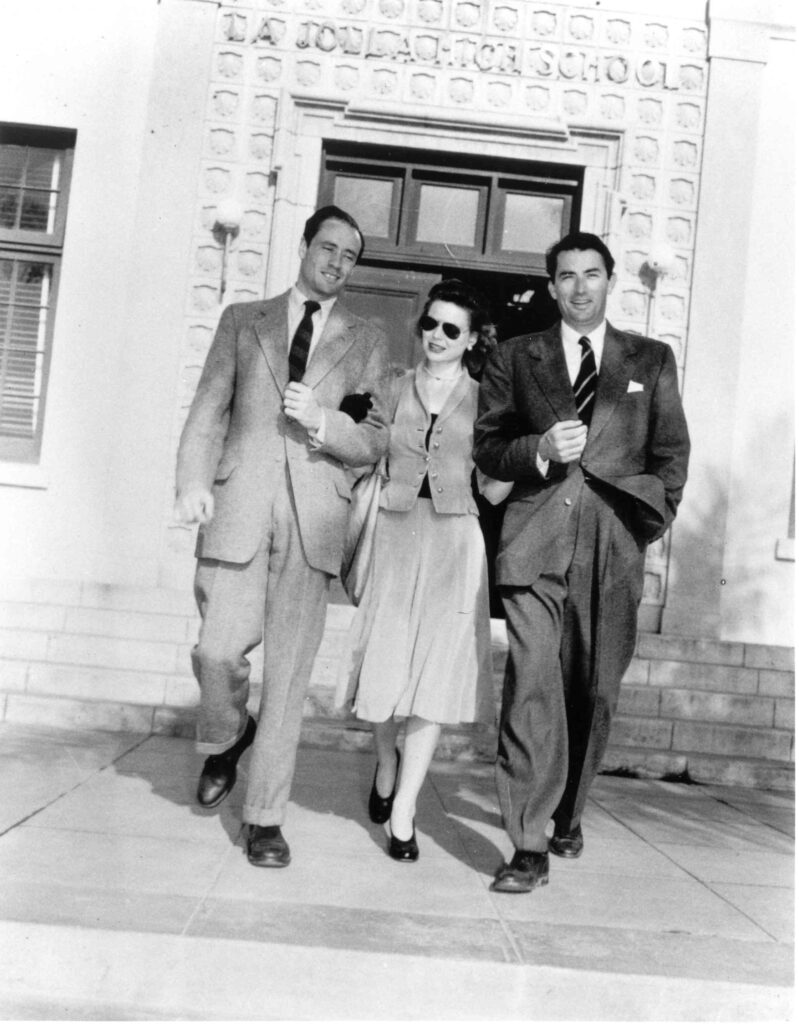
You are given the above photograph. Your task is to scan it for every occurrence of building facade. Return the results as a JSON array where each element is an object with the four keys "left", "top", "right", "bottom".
[{"left": 0, "top": 0, "right": 794, "bottom": 783}]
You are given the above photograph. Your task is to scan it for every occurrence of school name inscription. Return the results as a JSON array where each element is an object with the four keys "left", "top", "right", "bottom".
[{"left": 233, "top": 16, "right": 689, "bottom": 89}]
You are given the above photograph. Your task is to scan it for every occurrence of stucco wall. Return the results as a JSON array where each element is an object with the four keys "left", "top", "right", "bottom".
[
  {"left": 0, "top": 0, "right": 161, "bottom": 581},
  {"left": 662, "top": 2, "right": 795, "bottom": 646},
  {"left": 720, "top": 34, "right": 794, "bottom": 644}
]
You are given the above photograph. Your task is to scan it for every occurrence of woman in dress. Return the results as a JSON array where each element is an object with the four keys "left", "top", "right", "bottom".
[{"left": 337, "top": 279, "right": 502, "bottom": 862}]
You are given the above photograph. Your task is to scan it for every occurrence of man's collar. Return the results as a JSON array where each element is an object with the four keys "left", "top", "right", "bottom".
[
  {"left": 560, "top": 320, "right": 607, "bottom": 346},
  {"left": 290, "top": 285, "right": 337, "bottom": 313}
]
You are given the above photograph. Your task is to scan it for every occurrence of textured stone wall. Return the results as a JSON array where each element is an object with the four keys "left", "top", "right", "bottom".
[{"left": 167, "top": 0, "right": 709, "bottom": 616}]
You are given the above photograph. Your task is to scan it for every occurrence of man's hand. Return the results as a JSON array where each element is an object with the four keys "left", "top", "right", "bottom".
[
  {"left": 284, "top": 382, "right": 322, "bottom": 433},
  {"left": 174, "top": 486, "right": 214, "bottom": 525},
  {"left": 539, "top": 420, "right": 588, "bottom": 464}
]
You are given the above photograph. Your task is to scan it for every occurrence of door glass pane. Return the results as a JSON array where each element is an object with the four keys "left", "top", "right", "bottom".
[
  {"left": 501, "top": 193, "right": 565, "bottom": 253},
  {"left": 416, "top": 184, "right": 479, "bottom": 247},
  {"left": 0, "top": 258, "right": 51, "bottom": 439},
  {"left": 333, "top": 176, "right": 394, "bottom": 238}
]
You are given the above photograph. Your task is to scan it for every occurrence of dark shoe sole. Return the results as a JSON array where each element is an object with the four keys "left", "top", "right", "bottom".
[
  {"left": 247, "top": 852, "right": 291, "bottom": 868},
  {"left": 548, "top": 830, "right": 584, "bottom": 858},
  {"left": 490, "top": 872, "right": 548, "bottom": 894},
  {"left": 197, "top": 781, "right": 234, "bottom": 809},
  {"left": 548, "top": 843, "right": 583, "bottom": 858}
]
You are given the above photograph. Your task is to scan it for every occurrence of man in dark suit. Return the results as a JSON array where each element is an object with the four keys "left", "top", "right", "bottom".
[
  {"left": 174, "top": 206, "right": 390, "bottom": 868},
  {"left": 473, "top": 231, "right": 690, "bottom": 893}
]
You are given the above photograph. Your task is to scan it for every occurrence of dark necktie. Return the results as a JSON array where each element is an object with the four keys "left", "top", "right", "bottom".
[
  {"left": 573, "top": 335, "right": 597, "bottom": 426},
  {"left": 288, "top": 300, "right": 320, "bottom": 382}
]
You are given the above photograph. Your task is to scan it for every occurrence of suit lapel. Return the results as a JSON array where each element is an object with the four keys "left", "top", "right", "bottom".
[
  {"left": 590, "top": 323, "right": 638, "bottom": 440},
  {"left": 303, "top": 305, "right": 357, "bottom": 387},
  {"left": 527, "top": 325, "right": 576, "bottom": 422},
  {"left": 254, "top": 292, "right": 291, "bottom": 390}
]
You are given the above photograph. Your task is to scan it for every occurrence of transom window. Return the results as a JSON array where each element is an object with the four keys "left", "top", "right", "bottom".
[
  {"left": 0, "top": 125, "right": 74, "bottom": 462},
  {"left": 320, "top": 143, "right": 581, "bottom": 274}
]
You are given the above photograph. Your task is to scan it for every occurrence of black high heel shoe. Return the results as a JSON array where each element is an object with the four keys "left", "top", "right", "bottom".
[
  {"left": 368, "top": 749, "right": 400, "bottom": 824},
  {"left": 388, "top": 822, "right": 419, "bottom": 862}
]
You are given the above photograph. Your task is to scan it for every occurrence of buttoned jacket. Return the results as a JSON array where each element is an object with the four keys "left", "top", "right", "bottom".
[
  {"left": 381, "top": 365, "right": 479, "bottom": 516},
  {"left": 176, "top": 291, "right": 390, "bottom": 573},
  {"left": 474, "top": 321, "right": 690, "bottom": 586}
]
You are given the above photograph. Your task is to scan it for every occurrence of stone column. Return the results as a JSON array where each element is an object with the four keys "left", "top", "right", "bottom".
[{"left": 661, "top": 1, "right": 773, "bottom": 637}]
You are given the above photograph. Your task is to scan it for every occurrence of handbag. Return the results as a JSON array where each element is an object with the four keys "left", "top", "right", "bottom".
[{"left": 340, "top": 458, "right": 386, "bottom": 606}]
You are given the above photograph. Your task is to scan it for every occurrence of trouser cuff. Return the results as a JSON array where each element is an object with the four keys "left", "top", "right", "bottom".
[
  {"left": 196, "top": 715, "right": 250, "bottom": 755},
  {"left": 243, "top": 804, "right": 284, "bottom": 828}
]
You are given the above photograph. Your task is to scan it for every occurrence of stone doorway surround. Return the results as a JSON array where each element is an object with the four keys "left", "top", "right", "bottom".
[
  {"left": 260, "top": 92, "right": 678, "bottom": 629},
  {"left": 166, "top": 3, "right": 710, "bottom": 623},
  {"left": 263, "top": 92, "right": 625, "bottom": 299}
]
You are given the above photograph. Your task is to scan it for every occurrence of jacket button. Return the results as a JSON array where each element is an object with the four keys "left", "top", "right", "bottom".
[
  {"left": 432, "top": 442, "right": 440, "bottom": 449},
  {"left": 431, "top": 473, "right": 438, "bottom": 480},
  {"left": 436, "top": 426, "right": 443, "bottom": 433},
  {"left": 436, "top": 487, "right": 443, "bottom": 493},
  {"left": 564, "top": 498, "right": 572, "bottom": 506}
]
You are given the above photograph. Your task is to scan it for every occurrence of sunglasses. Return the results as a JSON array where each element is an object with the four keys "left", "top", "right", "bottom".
[{"left": 420, "top": 315, "right": 464, "bottom": 341}]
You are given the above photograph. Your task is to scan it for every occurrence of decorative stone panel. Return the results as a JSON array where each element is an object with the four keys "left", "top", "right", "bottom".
[{"left": 166, "top": 0, "right": 711, "bottom": 613}]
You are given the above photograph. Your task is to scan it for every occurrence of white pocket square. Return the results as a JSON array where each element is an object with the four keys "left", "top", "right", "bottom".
[{"left": 627, "top": 380, "right": 644, "bottom": 393}]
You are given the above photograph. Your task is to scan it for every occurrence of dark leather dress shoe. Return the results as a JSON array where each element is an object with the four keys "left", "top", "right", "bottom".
[
  {"left": 490, "top": 850, "right": 549, "bottom": 894},
  {"left": 247, "top": 825, "right": 291, "bottom": 868},
  {"left": 388, "top": 824, "right": 418, "bottom": 862},
  {"left": 196, "top": 715, "right": 256, "bottom": 808},
  {"left": 549, "top": 824, "right": 584, "bottom": 858},
  {"left": 368, "top": 748, "right": 400, "bottom": 824}
]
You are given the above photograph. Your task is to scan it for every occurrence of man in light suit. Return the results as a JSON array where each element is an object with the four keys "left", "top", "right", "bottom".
[
  {"left": 175, "top": 206, "right": 390, "bottom": 868},
  {"left": 474, "top": 231, "right": 689, "bottom": 893}
]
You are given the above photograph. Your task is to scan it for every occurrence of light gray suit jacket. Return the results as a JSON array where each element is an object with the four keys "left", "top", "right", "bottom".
[{"left": 176, "top": 291, "right": 391, "bottom": 574}]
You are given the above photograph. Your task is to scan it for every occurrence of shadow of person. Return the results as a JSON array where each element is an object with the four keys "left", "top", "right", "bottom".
[
  {"left": 286, "top": 742, "right": 507, "bottom": 876},
  {"left": 109, "top": 730, "right": 507, "bottom": 874},
  {"left": 109, "top": 732, "right": 247, "bottom": 847},
  {"left": 424, "top": 763, "right": 508, "bottom": 877}
]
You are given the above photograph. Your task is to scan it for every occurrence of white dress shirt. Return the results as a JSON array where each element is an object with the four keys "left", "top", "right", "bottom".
[
  {"left": 287, "top": 287, "right": 337, "bottom": 443},
  {"left": 537, "top": 320, "right": 607, "bottom": 476},
  {"left": 287, "top": 286, "right": 336, "bottom": 363}
]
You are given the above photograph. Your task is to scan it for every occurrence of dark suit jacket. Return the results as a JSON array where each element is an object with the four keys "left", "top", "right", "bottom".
[
  {"left": 473, "top": 321, "right": 690, "bottom": 587},
  {"left": 176, "top": 291, "right": 391, "bottom": 573}
]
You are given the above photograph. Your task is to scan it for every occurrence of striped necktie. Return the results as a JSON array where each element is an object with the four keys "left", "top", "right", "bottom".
[
  {"left": 573, "top": 335, "right": 597, "bottom": 426},
  {"left": 288, "top": 300, "right": 320, "bottom": 382}
]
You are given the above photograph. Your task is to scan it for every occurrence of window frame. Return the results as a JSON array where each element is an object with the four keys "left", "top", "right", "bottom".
[
  {"left": 319, "top": 142, "right": 582, "bottom": 275},
  {"left": 0, "top": 123, "right": 75, "bottom": 463}
]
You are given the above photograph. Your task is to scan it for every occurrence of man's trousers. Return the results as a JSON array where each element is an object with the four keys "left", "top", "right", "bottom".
[
  {"left": 191, "top": 478, "right": 330, "bottom": 827},
  {"left": 496, "top": 480, "right": 646, "bottom": 852}
]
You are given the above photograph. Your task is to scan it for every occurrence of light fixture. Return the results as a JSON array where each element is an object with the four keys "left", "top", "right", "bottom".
[
  {"left": 640, "top": 242, "right": 675, "bottom": 337},
  {"left": 212, "top": 199, "right": 244, "bottom": 300}
]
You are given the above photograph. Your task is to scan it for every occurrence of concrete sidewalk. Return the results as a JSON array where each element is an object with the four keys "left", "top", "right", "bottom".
[{"left": 0, "top": 723, "right": 793, "bottom": 1020}]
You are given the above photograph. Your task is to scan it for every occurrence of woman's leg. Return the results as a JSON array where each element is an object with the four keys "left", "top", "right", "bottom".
[
  {"left": 372, "top": 717, "right": 402, "bottom": 797},
  {"left": 390, "top": 715, "right": 441, "bottom": 840}
]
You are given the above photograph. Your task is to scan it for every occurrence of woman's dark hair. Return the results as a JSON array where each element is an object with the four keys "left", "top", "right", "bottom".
[
  {"left": 303, "top": 205, "right": 364, "bottom": 260},
  {"left": 417, "top": 278, "right": 497, "bottom": 378}
]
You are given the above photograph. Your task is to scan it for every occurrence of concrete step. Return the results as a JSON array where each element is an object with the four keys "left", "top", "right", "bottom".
[
  {"left": 0, "top": 919, "right": 791, "bottom": 1022},
  {"left": 0, "top": 585, "right": 794, "bottom": 791}
]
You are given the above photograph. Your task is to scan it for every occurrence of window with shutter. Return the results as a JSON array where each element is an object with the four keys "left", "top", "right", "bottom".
[{"left": 0, "top": 125, "right": 74, "bottom": 462}]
